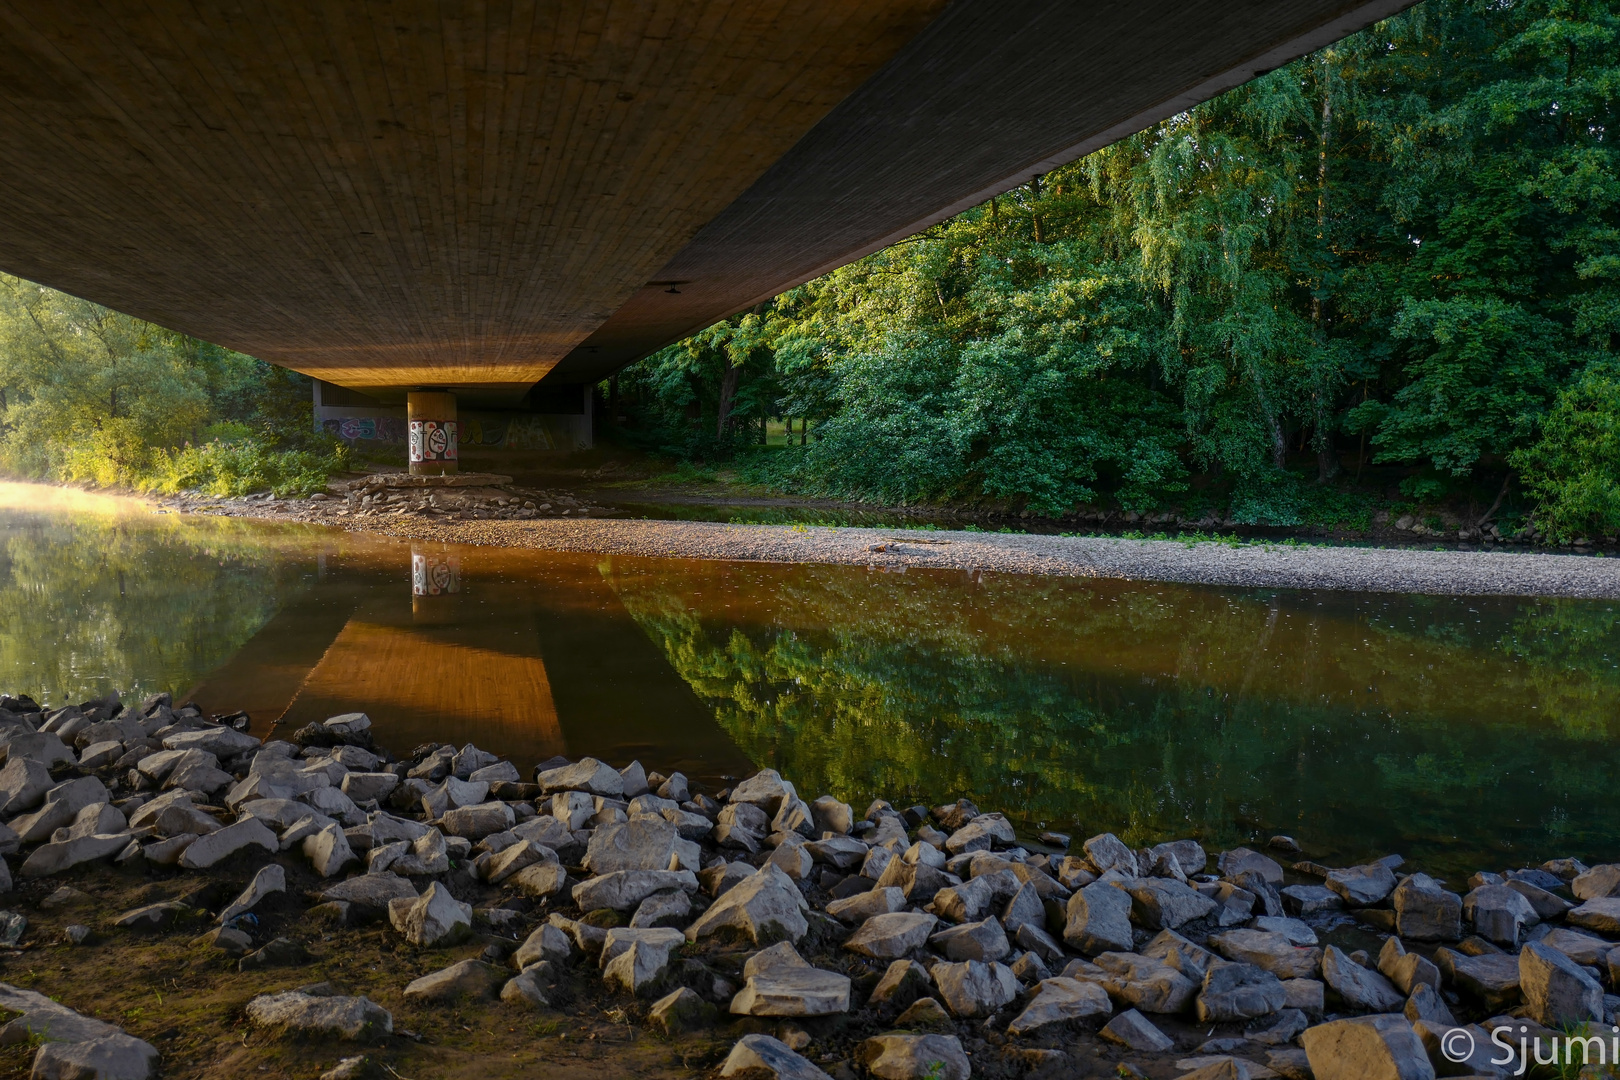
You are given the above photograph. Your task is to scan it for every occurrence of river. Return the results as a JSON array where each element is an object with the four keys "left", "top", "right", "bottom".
[{"left": 3, "top": 482, "right": 1616, "bottom": 883}]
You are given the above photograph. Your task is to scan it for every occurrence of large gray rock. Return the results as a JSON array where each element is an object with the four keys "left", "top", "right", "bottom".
[
  {"left": 856, "top": 1033, "right": 970, "bottom": 1080},
  {"left": 339, "top": 772, "right": 398, "bottom": 804},
  {"left": 1565, "top": 897, "right": 1620, "bottom": 934},
  {"left": 437, "top": 801, "right": 514, "bottom": 839},
  {"left": 1518, "top": 941, "right": 1603, "bottom": 1027},
  {"left": 177, "top": 817, "right": 277, "bottom": 869},
  {"left": 1537, "top": 926, "right": 1613, "bottom": 966},
  {"left": 1392, "top": 874, "right": 1462, "bottom": 941},
  {"left": 931, "top": 959, "right": 1018, "bottom": 1017},
  {"left": 728, "top": 769, "right": 797, "bottom": 815},
  {"left": 218, "top": 864, "right": 286, "bottom": 924},
  {"left": 1403, "top": 983, "right": 1456, "bottom": 1027},
  {"left": 685, "top": 865, "right": 808, "bottom": 945},
  {"left": 1064, "top": 880, "right": 1133, "bottom": 955},
  {"left": 1082, "top": 833, "right": 1138, "bottom": 876},
  {"left": 1464, "top": 884, "right": 1537, "bottom": 946},
  {"left": 1572, "top": 863, "right": 1620, "bottom": 900},
  {"left": 630, "top": 887, "right": 691, "bottom": 929},
  {"left": 1326, "top": 863, "right": 1398, "bottom": 907},
  {"left": 513, "top": 923, "right": 572, "bottom": 969},
  {"left": 319, "top": 873, "right": 418, "bottom": 909},
  {"left": 729, "top": 942, "right": 851, "bottom": 1016},
  {"left": 715, "top": 802, "right": 770, "bottom": 853},
  {"left": 1218, "top": 847, "right": 1284, "bottom": 885},
  {"left": 1209, "top": 929, "right": 1322, "bottom": 980},
  {"left": 1197, "top": 962, "right": 1287, "bottom": 1022},
  {"left": 1300, "top": 1014, "right": 1435, "bottom": 1080},
  {"left": 1505, "top": 878, "right": 1571, "bottom": 920},
  {"left": 843, "top": 912, "right": 937, "bottom": 959},
  {"left": 501, "top": 961, "right": 561, "bottom": 1008},
  {"left": 648, "top": 986, "right": 714, "bottom": 1034},
  {"left": 536, "top": 756, "right": 623, "bottom": 797},
  {"left": 572, "top": 869, "right": 697, "bottom": 912},
  {"left": 162, "top": 726, "right": 260, "bottom": 758},
  {"left": 303, "top": 823, "right": 356, "bottom": 877},
  {"left": 6, "top": 732, "right": 74, "bottom": 767},
  {"left": 929, "top": 917, "right": 1010, "bottom": 962},
  {"left": 826, "top": 886, "right": 906, "bottom": 924},
  {"left": 810, "top": 796, "right": 853, "bottom": 836},
  {"left": 19, "top": 833, "right": 127, "bottom": 878},
  {"left": 403, "top": 959, "right": 505, "bottom": 1002},
  {"left": 1127, "top": 877, "right": 1218, "bottom": 929},
  {"left": 0, "top": 757, "right": 51, "bottom": 816},
  {"left": 1321, "top": 945, "right": 1404, "bottom": 1012},
  {"left": 244, "top": 992, "right": 392, "bottom": 1039},
  {"left": 31, "top": 1033, "right": 159, "bottom": 1080},
  {"left": 931, "top": 869, "right": 1018, "bottom": 922},
  {"left": 805, "top": 835, "right": 867, "bottom": 870},
  {"left": 388, "top": 881, "right": 470, "bottom": 946},
  {"left": 1006, "top": 976, "right": 1112, "bottom": 1033},
  {"left": 1411, "top": 1019, "right": 1500, "bottom": 1078},
  {"left": 583, "top": 818, "right": 699, "bottom": 874},
  {"left": 1101, "top": 1007, "right": 1174, "bottom": 1052},
  {"left": 1376, "top": 938, "right": 1439, "bottom": 996},
  {"left": 944, "top": 813, "right": 1015, "bottom": 854},
  {"left": 1282, "top": 884, "right": 1342, "bottom": 915},
  {"left": 1093, "top": 951, "right": 1198, "bottom": 1013},
  {"left": 600, "top": 927, "right": 685, "bottom": 995},
  {"left": 1442, "top": 950, "right": 1522, "bottom": 1010},
  {"left": 509, "top": 862, "right": 573, "bottom": 899},
  {"left": 719, "top": 1034, "right": 831, "bottom": 1080}
]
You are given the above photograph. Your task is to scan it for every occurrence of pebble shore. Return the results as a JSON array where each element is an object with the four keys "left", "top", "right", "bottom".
[{"left": 6, "top": 691, "right": 1620, "bottom": 1078}]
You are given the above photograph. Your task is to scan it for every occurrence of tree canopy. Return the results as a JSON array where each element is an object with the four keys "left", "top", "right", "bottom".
[{"left": 617, "top": 0, "right": 1620, "bottom": 540}]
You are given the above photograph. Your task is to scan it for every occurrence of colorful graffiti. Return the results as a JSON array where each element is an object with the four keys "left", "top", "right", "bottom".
[
  {"left": 410, "top": 550, "right": 460, "bottom": 596},
  {"left": 323, "top": 416, "right": 408, "bottom": 443},
  {"left": 408, "top": 419, "right": 458, "bottom": 465}
]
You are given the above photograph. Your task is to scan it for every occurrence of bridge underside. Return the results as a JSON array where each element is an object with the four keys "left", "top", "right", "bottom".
[{"left": 0, "top": 0, "right": 1409, "bottom": 406}]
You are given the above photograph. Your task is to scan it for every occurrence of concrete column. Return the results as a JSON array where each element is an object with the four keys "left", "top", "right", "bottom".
[{"left": 406, "top": 390, "right": 458, "bottom": 475}]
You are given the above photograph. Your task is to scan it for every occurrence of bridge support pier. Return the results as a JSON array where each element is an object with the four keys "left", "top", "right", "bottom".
[{"left": 407, "top": 390, "right": 458, "bottom": 475}]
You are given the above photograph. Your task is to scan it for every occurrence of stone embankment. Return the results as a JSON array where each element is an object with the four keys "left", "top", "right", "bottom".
[{"left": 3, "top": 690, "right": 1620, "bottom": 1078}]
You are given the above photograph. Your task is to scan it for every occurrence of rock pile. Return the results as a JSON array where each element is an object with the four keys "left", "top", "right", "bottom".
[{"left": 4, "top": 688, "right": 1620, "bottom": 1079}]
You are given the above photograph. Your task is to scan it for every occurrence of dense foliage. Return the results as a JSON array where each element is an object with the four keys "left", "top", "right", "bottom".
[
  {"left": 617, "top": 0, "right": 1620, "bottom": 539},
  {"left": 0, "top": 275, "right": 348, "bottom": 496}
]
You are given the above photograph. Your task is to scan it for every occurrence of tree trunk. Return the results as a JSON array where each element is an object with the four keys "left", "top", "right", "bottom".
[
  {"left": 715, "top": 361, "right": 741, "bottom": 439},
  {"left": 1248, "top": 361, "right": 1288, "bottom": 469},
  {"left": 1313, "top": 55, "right": 1340, "bottom": 483},
  {"left": 1029, "top": 174, "right": 1044, "bottom": 243}
]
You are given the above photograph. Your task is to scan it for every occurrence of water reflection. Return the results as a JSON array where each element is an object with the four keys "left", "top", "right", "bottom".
[{"left": 0, "top": 482, "right": 1614, "bottom": 881}]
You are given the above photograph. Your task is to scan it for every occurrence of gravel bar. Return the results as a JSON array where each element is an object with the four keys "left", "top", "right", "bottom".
[{"left": 360, "top": 516, "right": 1620, "bottom": 599}]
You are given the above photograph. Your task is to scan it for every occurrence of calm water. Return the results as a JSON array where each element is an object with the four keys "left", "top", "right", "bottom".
[{"left": 4, "top": 483, "right": 1618, "bottom": 882}]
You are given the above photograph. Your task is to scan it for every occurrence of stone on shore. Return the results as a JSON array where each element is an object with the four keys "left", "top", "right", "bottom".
[
  {"left": 1006, "top": 976, "right": 1112, "bottom": 1034},
  {"left": 339, "top": 772, "right": 398, "bottom": 804},
  {"left": 857, "top": 1034, "right": 971, "bottom": 1080},
  {"left": 1403, "top": 983, "right": 1455, "bottom": 1027},
  {"left": 319, "top": 874, "right": 417, "bottom": 909},
  {"left": 1572, "top": 863, "right": 1620, "bottom": 900},
  {"left": 437, "top": 801, "right": 514, "bottom": 839},
  {"left": 1101, "top": 1007, "right": 1174, "bottom": 1052},
  {"left": 1325, "top": 862, "right": 1397, "bottom": 907},
  {"left": 177, "top": 818, "right": 277, "bottom": 869},
  {"left": 20, "top": 833, "right": 127, "bottom": 878},
  {"left": 583, "top": 818, "right": 699, "bottom": 874},
  {"left": 537, "top": 757, "right": 623, "bottom": 797},
  {"left": 245, "top": 992, "right": 392, "bottom": 1039},
  {"left": 31, "top": 1032, "right": 159, "bottom": 1080},
  {"left": 1196, "top": 962, "right": 1287, "bottom": 1022},
  {"left": 929, "top": 917, "right": 1010, "bottom": 962},
  {"left": 1518, "top": 941, "right": 1603, "bottom": 1027},
  {"left": 1566, "top": 897, "right": 1620, "bottom": 934},
  {"left": 729, "top": 942, "right": 851, "bottom": 1016},
  {"left": 649, "top": 987, "right": 715, "bottom": 1035},
  {"left": 388, "top": 882, "right": 470, "bottom": 946},
  {"left": 1094, "top": 952, "right": 1198, "bottom": 1013},
  {"left": 825, "top": 886, "right": 905, "bottom": 924},
  {"left": 1392, "top": 873, "right": 1461, "bottom": 940},
  {"left": 1082, "top": 832, "right": 1137, "bottom": 876},
  {"left": 1464, "top": 883, "right": 1537, "bottom": 946},
  {"left": 868, "top": 959, "right": 933, "bottom": 1009},
  {"left": 1376, "top": 939, "right": 1439, "bottom": 996},
  {"left": 1064, "top": 880, "right": 1134, "bottom": 955},
  {"left": 931, "top": 959, "right": 1018, "bottom": 1017},
  {"left": 303, "top": 824, "right": 356, "bottom": 877},
  {"left": 843, "top": 912, "right": 936, "bottom": 959},
  {"left": 403, "top": 959, "right": 505, "bottom": 1002},
  {"left": 685, "top": 866, "right": 808, "bottom": 945},
  {"left": 571, "top": 869, "right": 697, "bottom": 912},
  {"left": 1209, "top": 929, "right": 1322, "bottom": 980},
  {"left": 719, "top": 1034, "right": 831, "bottom": 1080},
  {"left": 1321, "top": 945, "right": 1404, "bottom": 1012},
  {"left": 218, "top": 864, "right": 286, "bottom": 924},
  {"left": 501, "top": 961, "right": 560, "bottom": 1008},
  {"left": 602, "top": 928, "right": 685, "bottom": 996},
  {"left": 1299, "top": 1013, "right": 1433, "bottom": 1080},
  {"left": 0, "top": 756, "right": 52, "bottom": 816},
  {"left": 1127, "top": 877, "right": 1218, "bottom": 929},
  {"left": 509, "top": 862, "right": 572, "bottom": 899}
]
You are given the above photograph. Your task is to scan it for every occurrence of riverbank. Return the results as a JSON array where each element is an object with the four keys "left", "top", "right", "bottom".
[
  {"left": 9, "top": 691, "right": 1620, "bottom": 1080},
  {"left": 167, "top": 488, "right": 1620, "bottom": 599}
]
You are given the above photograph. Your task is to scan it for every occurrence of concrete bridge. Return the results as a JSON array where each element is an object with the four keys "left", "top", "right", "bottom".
[{"left": 0, "top": 1, "right": 1407, "bottom": 469}]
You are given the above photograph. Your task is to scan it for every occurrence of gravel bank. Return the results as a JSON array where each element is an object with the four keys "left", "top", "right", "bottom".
[{"left": 343, "top": 516, "right": 1619, "bottom": 600}]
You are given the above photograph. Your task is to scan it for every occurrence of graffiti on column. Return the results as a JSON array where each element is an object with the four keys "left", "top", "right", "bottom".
[
  {"left": 323, "top": 417, "right": 408, "bottom": 443},
  {"left": 411, "top": 550, "right": 460, "bottom": 596},
  {"left": 408, "top": 419, "right": 458, "bottom": 465}
]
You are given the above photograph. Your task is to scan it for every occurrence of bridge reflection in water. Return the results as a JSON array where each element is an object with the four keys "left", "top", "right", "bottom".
[{"left": 186, "top": 540, "right": 755, "bottom": 781}]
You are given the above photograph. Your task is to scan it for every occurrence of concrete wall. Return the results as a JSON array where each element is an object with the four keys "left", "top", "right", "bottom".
[{"left": 313, "top": 382, "right": 592, "bottom": 452}]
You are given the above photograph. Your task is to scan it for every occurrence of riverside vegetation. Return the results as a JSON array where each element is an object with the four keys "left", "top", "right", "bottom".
[
  {"left": 4, "top": 692, "right": 1620, "bottom": 1078},
  {"left": 616, "top": 0, "right": 1620, "bottom": 546}
]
